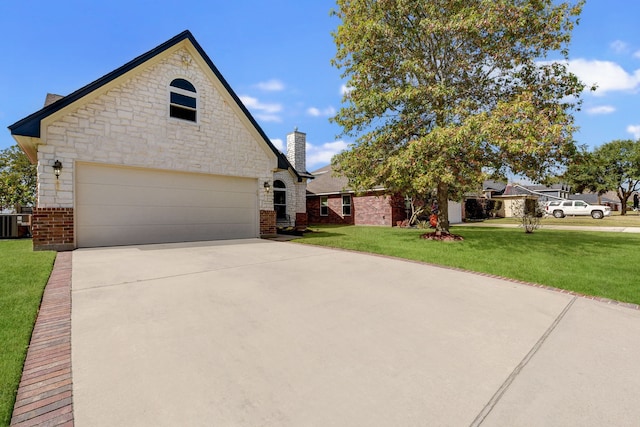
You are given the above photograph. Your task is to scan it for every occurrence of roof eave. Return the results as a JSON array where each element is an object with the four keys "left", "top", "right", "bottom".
[{"left": 12, "top": 135, "right": 39, "bottom": 163}]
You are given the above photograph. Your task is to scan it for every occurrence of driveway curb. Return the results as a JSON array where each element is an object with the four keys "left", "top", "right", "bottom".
[{"left": 10, "top": 252, "right": 74, "bottom": 427}]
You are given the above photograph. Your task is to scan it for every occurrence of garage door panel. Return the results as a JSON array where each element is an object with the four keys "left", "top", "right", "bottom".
[
  {"left": 77, "top": 205, "right": 256, "bottom": 227},
  {"left": 78, "top": 223, "right": 253, "bottom": 247},
  {"left": 78, "top": 184, "right": 255, "bottom": 210},
  {"left": 80, "top": 166, "right": 256, "bottom": 191},
  {"left": 76, "top": 163, "right": 258, "bottom": 247}
]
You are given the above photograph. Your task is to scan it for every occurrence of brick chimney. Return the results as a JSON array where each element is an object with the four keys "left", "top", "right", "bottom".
[{"left": 286, "top": 128, "right": 306, "bottom": 173}]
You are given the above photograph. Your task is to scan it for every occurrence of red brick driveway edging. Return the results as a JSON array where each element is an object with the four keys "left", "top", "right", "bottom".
[{"left": 10, "top": 252, "right": 74, "bottom": 426}]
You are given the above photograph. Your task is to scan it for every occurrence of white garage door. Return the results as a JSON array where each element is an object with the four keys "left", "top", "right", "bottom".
[{"left": 76, "top": 163, "right": 258, "bottom": 247}]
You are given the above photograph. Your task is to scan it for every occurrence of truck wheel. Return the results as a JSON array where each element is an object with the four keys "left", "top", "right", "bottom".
[
  {"left": 553, "top": 210, "right": 564, "bottom": 218},
  {"left": 591, "top": 210, "right": 603, "bottom": 219}
]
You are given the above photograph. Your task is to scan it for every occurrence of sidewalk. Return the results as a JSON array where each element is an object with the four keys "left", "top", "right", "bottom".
[{"left": 455, "top": 222, "right": 640, "bottom": 233}]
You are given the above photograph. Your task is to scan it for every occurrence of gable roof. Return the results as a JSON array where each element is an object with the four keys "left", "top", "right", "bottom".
[
  {"left": 8, "top": 30, "right": 302, "bottom": 179},
  {"left": 483, "top": 180, "right": 507, "bottom": 192},
  {"left": 306, "top": 164, "right": 384, "bottom": 195}
]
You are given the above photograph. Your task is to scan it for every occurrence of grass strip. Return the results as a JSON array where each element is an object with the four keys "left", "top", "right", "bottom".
[
  {"left": 296, "top": 225, "right": 640, "bottom": 305},
  {"left": 0, "top": 240, "right": 56, "bottom": 426}
]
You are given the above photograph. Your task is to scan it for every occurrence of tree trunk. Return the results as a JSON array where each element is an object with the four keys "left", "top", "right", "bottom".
[
  {"left": 619, "top": 197, "right": 628, "bottom": 215},
  {"left": 618, "top": 188, "right": 628, "bottom": 215},
  {"left": 436, "top": 181, "right": 450, "bottom": 233}
]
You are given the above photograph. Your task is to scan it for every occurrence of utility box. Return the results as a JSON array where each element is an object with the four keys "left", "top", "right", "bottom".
[
  {"left": 0, "top": 215, "right": 19, "bottom": 238},
  {"left": 0, "top": 215, "right": 32, "bottom": 238}
]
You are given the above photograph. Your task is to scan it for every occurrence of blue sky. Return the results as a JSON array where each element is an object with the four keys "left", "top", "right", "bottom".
[{"left": 2, "top": 1, "right": 639, "bottom": 172}]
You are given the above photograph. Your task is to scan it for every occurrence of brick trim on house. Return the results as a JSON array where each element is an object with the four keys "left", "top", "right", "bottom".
[
  {"left": 32, "top": 208, "right": 74, "bottom": 251},
  {"left": 295, "top": 212, "right": 308, "bottom": 229},
  {"left": 260, "top": 210, "right": 276, "bottom": 236}
]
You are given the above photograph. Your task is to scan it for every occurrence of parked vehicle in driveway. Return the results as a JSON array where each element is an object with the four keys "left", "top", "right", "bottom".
[{"left": 545, "top": 200, "right": 611, "bottom": 219}]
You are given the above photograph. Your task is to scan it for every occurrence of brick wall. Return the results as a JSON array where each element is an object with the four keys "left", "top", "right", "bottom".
[
  {"left": 32, "top": 208, "right": 74, "bottom": 251},
  {"left": 307, "top": 195, "right": 355, "bottom": 225},
  {"left": 354, "top": 194, "right": 399, "bottom": 226},
  {"left": 260, "top": 210, "right": 276, "bottom": 235},
  {"left": 295, "top": 212, "right": 308, "bottom": 229},
  {"left": 307, "top": 192, "right": 406, "bottom": 226}
]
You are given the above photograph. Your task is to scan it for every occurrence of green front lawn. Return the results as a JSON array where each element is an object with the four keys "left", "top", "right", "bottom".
[
  {"left": 296, "top": 226, "right": 640, "bottom": 305},
  {"left": 0, "top": 240, "right": 56, "bottom": 426}
]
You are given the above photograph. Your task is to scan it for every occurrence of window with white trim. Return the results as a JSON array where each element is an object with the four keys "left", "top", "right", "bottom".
[
  {"left": 169, "top": 78, "right": 197, "bottom": 122},
  {"left": 342, "top": 194, "right": 352, "bottom": 216},
  {"left": 320, "top": 196, "right": 328, "bottom": 216}
]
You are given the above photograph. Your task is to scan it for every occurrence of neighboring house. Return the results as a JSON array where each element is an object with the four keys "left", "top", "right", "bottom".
[
  {"left": 481, "top": 180, "right": 507, "bottom": 198},
  {"left": 306, "top": 164, "right": 462, "bottom": 226},
  {"left": 500, "top": 183, "right": 570, "bottom": 202},
  {"left": 476, "top": 182, "right": 565, "bottom": 218},
  {"left": 8, "top": 31, "right": 310, "bottom": 250},
  {"left": 467, "top": 181, "right": 623, "bottom": 218}
]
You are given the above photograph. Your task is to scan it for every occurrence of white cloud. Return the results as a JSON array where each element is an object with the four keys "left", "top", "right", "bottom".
[
  {"left": 586, "top": 105, "right": 616, "bottom": 115},
  {"left": 627, "top": 125, "right": 640, "bottom": 139},
  {"left": 270, "top": 138, "right": 284, "bottom": 152},
  {"left": 239, "top": 95, "right": 283, "bottom": 122},
  {"left": 306, "top": 106, "right": 336, "bottom": 117},
  {"left": 610, "top": 40, "right": 629, "bottom": 54},
  {"left": 340, "top": 84, "right": 354, "bottom": 96},
  {"left": 239, "top": 96, "right": 281, "bottom": 113},
  {"left": 254, "top": 79, "right": 285, "bottom": 92},
  {"left": 306, "top": 140, "right": 349, "bottom": 169},
  {"left": 256, "top": 114, "right": 282, "bottom": 123},
  {"left": 562, "top": 59, "right": 640, "bottom": 95},
  {"left": 634, "top": 50, "right": 640, "bottom": 59}
]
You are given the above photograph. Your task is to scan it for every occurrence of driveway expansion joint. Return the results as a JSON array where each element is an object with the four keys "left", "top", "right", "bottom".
[{"left": 469, "top": 296, "right": 578, "bottom": 426}]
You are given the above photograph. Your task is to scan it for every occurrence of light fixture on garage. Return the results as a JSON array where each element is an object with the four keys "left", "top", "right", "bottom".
[
  {"left": 53, "top": 160, "right": 62, "bottom": 179},
  {"left": 264, "top": 181, "right": 271, "bottom": 193}
]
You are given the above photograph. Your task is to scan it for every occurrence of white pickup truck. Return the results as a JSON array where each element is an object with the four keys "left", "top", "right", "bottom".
[{"left": 545, "top": 200, "right": 612, "bottom": 219}]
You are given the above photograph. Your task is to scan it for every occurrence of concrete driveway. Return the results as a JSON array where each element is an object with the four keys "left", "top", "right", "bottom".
[{"left": 71, "top": 239, "right": 640, "bottom": 426}]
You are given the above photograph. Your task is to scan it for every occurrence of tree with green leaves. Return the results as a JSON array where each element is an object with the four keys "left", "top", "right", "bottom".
[
  {"left": 563, "top": 147, "right": 608, "bottom": 204},
  {"left": 331, "top": 0, "right": 586, "bottom": 233},
  {"left": 0, "top": 144, "right": 36, "bottom": 211},
  {"left": 564, "top": 139, "right": 640, "bottom": 215}
]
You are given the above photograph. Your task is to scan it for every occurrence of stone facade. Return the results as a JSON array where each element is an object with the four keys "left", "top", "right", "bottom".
[
  {"left": 273, "top": 130, "right": 309, "bottom": 228},
  {"left": 286, "top": 130, "right": 306, "bottom": 174},
  {"left": 38, "top": 48, "right": 275, "bottom": 212}
]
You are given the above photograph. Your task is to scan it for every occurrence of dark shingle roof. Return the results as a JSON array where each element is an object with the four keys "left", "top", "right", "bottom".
[
  {"left": 306, "top": 164, "right": 383, "bottom": 195},
  {"left": 483, "top": 180, "right": 507, "bottom": 193},
  {"left": 306, "top": 165, "right": 350, "bottom": 195}
]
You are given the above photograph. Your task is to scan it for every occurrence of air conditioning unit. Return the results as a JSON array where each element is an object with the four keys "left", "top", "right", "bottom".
[
  {"left": 17, "top": 215, "right": 31, "bottom": 226},
  {"left": 0, "top": 215, "right": 19, "bottom": 238}
]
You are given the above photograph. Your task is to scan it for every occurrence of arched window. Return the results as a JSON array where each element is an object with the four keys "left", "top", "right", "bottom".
[
  {"left": 273, "top": 180, "right": 287, "bottom": 220},
  {"left": 169, "top": 78, "right": 197, "bottom": 122}
]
